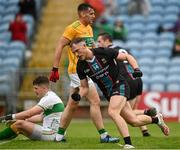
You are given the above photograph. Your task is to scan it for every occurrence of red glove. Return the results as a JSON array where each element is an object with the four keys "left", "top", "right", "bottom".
[{"left": 49, "top": 67, "right": 59, "bottom": 82}]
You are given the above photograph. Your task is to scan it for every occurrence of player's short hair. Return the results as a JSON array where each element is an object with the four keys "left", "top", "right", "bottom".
[
  {"left": 70, "top": 37, "right": 86, "bottom": 47},
  {"left": 78, "top": 3, "right": 94, "bottom": 12},
  {"left": 98, "top": 32, "right": 113, "bottom": 42},
  {"left": 33, "top": 76, "right": 49, "bottom": 86}
]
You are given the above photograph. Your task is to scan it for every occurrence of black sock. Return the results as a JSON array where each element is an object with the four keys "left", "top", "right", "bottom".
[
  {"left": 151, "top": 117, "right": 159, "bottom": 124},
  {"left": 142, "top": 130, "right": 150, "bottom": 136},
  {"left": 124, "top": 136, "right": 132, "bottom": 145}
]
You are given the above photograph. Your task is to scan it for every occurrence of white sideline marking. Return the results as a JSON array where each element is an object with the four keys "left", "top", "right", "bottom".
[{"left": 0, "top": 140, "right": 10, "bottom": 145}]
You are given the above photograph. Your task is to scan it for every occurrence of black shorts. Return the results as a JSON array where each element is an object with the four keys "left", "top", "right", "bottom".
[
  {"left": 126, "top": 77, "right": 137, "bottom": 100},
  {"left": 105, "top": 79, "right": 130, "bottom": 101},
  {"left": 136, "top": 78, "right": 143, "bottom": 95}
]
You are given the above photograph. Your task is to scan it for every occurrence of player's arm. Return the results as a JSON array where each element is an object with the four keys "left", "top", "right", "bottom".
[
  {"left": 117, "top": 52, "right": 138, "bottom": 69},
  {"left": 25, "top": 113, "right": 43, "bottom": 123},
  {"left": 53, "top": 36, "right": 70, "bottom": 68},
  {"left": 15, "top": 105, "right": 43, "bottom": 120},
  {"left": 117, "top": 52, "right": 143, "bottom": 78},
  {"left": 0, "top": 105, "right": 43, "bottom": 122}
]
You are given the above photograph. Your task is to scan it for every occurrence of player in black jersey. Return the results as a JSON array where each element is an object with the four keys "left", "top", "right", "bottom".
[
  {"left": 97, "top": 32, "right": 151, "bottom": 137},
  {"left": 69, "top": 38, "right": 170, "bottom": 149}
]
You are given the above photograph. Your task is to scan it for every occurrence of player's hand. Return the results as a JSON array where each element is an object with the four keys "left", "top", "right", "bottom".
[
  {"left": 133, "top": 68, "right": 143, "bottom": 78},
  {"left": 0, "top": 114, "right": 13, "bottom": 123},
  {"left": 71, "top": 92, "right": 81, "bottom": 102},
  {"left": 49, "top": 67, "right": 59, "bottom": 82}
]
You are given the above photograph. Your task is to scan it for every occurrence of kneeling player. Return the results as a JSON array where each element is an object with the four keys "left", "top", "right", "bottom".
[{"left": 0, "top": 76, "right": 64, "bottom": 141}]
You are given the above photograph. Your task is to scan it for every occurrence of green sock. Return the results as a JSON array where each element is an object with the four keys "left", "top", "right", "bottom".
[
  {"left": 58, "top": 127, "right": 66, "bottom": 135},
  {"left": 98, "top": 129, "right": 107, "bottom": 134},
  {"left": 0, "top": 127, "right": 17, "bottom": 140}
]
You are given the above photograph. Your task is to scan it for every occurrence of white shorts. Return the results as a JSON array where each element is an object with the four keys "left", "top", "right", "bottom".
[
  {"left": 30, "top": 124, "right": 57, "bottom": 141},
  {"left": 69, "top": 73, "right": 94, "bottom": 88}
]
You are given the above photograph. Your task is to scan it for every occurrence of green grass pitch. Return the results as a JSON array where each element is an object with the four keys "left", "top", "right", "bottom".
[{"left": 0, "top": 119, "right": 180, "bottom": 149}]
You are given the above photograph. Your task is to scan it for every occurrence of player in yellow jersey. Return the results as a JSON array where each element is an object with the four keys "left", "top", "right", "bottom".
[{"left": 49, "top": 3, "right": 119, "bottom": 143}]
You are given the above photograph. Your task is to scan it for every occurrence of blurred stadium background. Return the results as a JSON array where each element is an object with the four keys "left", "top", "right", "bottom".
[{"left": 0, "top": 0, "right": 180, "bottom": 123}]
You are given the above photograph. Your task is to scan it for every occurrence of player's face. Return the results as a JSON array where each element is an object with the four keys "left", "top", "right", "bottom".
[
  {"left": 72, "top": 42, "right": 87, "bottom": 60},
  {"left": 97, "top": 36, "right": 108, "bottom": 47},
  {"left": 83, "top": 8, "right": 95, "bottom": 25},
  {"left": 33, "top": 85, "right": 45, "bottom": 98},
  {"left": 97, "top": 36, "right": 106, "bottom": 48}
]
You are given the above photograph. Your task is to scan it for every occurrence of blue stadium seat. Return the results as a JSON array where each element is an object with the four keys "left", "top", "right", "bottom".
[
  {"left": 154, "top": 57, "right": 170, "bottom": 66},
  {"left": 156, "top": 49, "right": 171, "bottom": 58},
  {"left": 152, "top": 66, "right": 168, "bottom": 75},
  {"left": 2, "top": 14, "right": 15, "bottom": 24},
  {"left": 144, "top": 32, "right": 159, "bottom": 41},
  {"left": 165, "top": 5, "right": 179, "bottom": 15},
  {"left": 130, "top": 15, "right": 146, "bottom": 24},
  {"left": 143, "top": 83, "right": 149, "bottom": 91},
  {"left": 167, "top": 0, "right": 180, "bottom": 6},
  {"left": 6, "top": 0, "right": 19, "bottom": 6},
  {"left": 158, "top": 40, "right": 173, "bottom": 49},
  {"left": 113, "top": 40, "right": 124, "bottom": 47},
  {"left": 169, "top": 66, "right": 180, "bottom": 74},
  {"left": 116, "top": 15, "right": 130, "bottom": 24},
  {"left": 126, "top": 40, "right": 141, "bottom": 50},
  {"left": 150, "top": 0, "right": 165, "bottom": 6},
  {"left": 0, "top": 50, "right": 6, "bottom": 59},
  {"left": 139, "top": 57, "right": 154, "bottom": 66},
  {"left": 160, "top": 32, "right": 175, "bottom": 41},
  {"left": 166, "top": 83, "right": 180, "bottom": 91},
  {"left": 163, "top": 14, "right": 178, "bottom": 24},
  {"left": 147, "top": 14, "right": 162, "bottom": 24},
  {"left": 149, "top": 74, "right": 167, "bottom": 91},
  {"left": 0, "top": 42, "right": 8, "bottom": 50},
  {"left": 129, "top": 23, "right": 145, "bottom": 33},
  {"left": 0, "top": 31, "right": 12, "bottom": 42},
  {"left": 5, "top": 5, "right": 19, "bottom": 14},
  {"left": 140, "top": 49, "right": 156, "bottom": 58},
  {"left": 166, "top": 75, "right": 180, "bottom": 83},
  {"left": 7, "top": 49, "right": 24, "bottom": 61},
  {"left": 170, "top": 57, "right": 180, "bottom": 66},
  {"left": 140, "top": 65, "right": 152, "bottom": 76},
  {"left": 2, "top": 57, "right": 21, "bottom": 68},
  {"left": 0, "top": 23, "right": 9, "bottom": 33},
  {"left": 145, "top": 23, "right": 159, "bottom": 32},
  {"left": 128, "top": 32, "right": 142, "bottom": 41},
  {"left": 142, "top": 40, "right": 157, "bottom": 49},
  {"left": 9, "top": 41, "right": 26, "bottom": 51},
  {"left": 150, "top": 5, "right": 164, "bottom": 15},
  {"left": 150, "top": 82, "right": 166, "bottom": 92}
]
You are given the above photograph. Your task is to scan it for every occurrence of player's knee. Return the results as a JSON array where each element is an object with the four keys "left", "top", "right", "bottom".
[
  {"left": 128, "top": 119, "right": 139, "bottom": 127},
  {"left": 14, "top": 120, "right": 26, "bottom": 129},
  {"left": 108, "top": 108, "right": 117, "bottom": 119}
]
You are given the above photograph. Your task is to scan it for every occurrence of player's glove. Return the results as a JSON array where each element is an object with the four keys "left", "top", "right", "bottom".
[
  {"left": 0, "top": 114, "right": 14, "bottom": 123},
  {"left": 71, "top": 93, "right": 81, "bottom": 102},
  {"left": 49, "top": 67, "right": 59, "bottom": 82},
  {"left": 71, "top": 87, "right": 81, "bottom": 101},
  {"left": 133, "top": 68, "right": 143, "bottom": 78}
]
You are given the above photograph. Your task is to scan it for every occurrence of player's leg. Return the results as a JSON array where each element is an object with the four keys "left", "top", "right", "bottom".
[
  {"left": 86, "top": 83, "right": 119, "bottom": 143},
  {"left": 129, "top": 98, "right": 151, "bottom": 136},
  {"left": 56, "top": 87, "right": 79, "bottom": 141},
  {"left": 108, "top": 95, "right": 134, "bottom": 148},
  {"left": 121, "top": 102, "right": 169, "bottom": 136},
  {"left": 0, "top": 121, "right": 18, "bottom": 140}
]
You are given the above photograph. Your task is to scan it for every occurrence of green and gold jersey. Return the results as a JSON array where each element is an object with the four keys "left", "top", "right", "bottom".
[{"left": 63, "top": 20, "right": 94, "bottom": 74}]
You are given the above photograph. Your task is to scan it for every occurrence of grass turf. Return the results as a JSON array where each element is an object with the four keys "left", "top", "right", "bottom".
[{"left": 0, "top": 119, "right": 179, "bottom": 149}]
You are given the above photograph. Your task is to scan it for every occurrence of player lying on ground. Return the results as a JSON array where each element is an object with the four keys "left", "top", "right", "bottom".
[
  {"left": 70, "top": 38, "right": 170, "bottom": 149},
  {"left": 0, "top": 76, "right": 64, "bottom": 141},
  {"left": 97, "top": 32, "right": 155, "bottom": 137}
]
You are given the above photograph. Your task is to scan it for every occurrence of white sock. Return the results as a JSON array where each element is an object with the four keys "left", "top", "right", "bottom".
[
  {"left": 55, "top": 133, "right": 64, "bottom": 141},
  {"left": 100, "top": 132, "right": 108, "bottom": 139}
]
